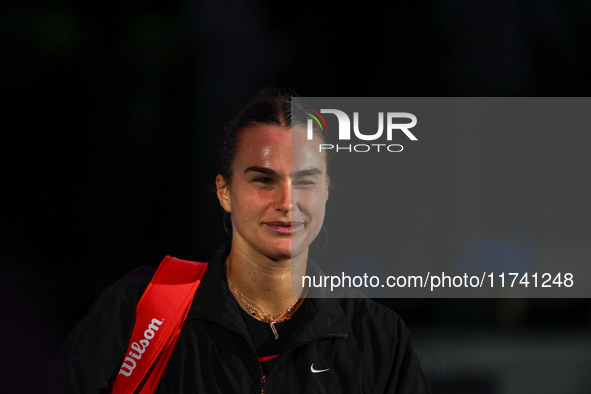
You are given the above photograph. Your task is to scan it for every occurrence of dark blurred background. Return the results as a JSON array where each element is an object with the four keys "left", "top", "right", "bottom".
[{"left": 2, "top": 0, "right": 591, "bottom": 393}]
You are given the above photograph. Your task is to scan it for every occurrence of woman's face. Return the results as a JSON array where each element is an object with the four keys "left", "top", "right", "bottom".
[{"left": 216, "top": 124, "right": 328, "bottom": 261}]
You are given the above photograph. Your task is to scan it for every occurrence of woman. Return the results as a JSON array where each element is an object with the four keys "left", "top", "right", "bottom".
[{"left": 42, "top": 88, "right": 431, "bottom": 393}]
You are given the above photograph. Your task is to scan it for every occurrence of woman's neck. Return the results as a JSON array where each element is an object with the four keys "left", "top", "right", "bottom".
[{"left": 225, "top": 241, "right": 307, "bottom": 321}]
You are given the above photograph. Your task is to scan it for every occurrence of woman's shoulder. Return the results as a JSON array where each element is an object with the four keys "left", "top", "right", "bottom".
[
  {"left": 336, "top": 296, "right": 409, "bottom": 339},
  {"left": 81, "top": 265, "right": 157, "bottom": 318},
  {"left": 306, "top": 261, "right": 410, "bottom": 342},
  {"left": 99, "top": 265, "right": 156, "bottom": 304},
  {"left": 63, "top": 264, "right": 156, "bottom": 335}
]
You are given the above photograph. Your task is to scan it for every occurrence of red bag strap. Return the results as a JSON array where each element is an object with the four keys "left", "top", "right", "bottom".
[{"left": 111, "top": 256, "right": 208, "bottom": 394}]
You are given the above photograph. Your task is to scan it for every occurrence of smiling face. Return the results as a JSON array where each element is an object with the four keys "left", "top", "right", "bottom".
[{"left": 216, "top": 124, "right": 328, "bottom": 261}]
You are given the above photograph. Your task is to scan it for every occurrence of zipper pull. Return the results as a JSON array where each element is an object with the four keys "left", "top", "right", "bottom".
[
  {"left": 269, "top": 320, "right": 279, "bottom": 340},
  {"left": 260, "top": 374, "right": 266, "bottom": 393}
]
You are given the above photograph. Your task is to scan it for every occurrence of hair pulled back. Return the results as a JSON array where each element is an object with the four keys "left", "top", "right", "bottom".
[{"left": 219, "top": 87, "right": 325, "bottom": 183}]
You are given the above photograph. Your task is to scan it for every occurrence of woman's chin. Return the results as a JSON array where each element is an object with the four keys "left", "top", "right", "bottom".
[
  {"left": 261, "top": 240, "right": 292, "bottom": 261},
  {"left": 264, "top": 243, "right": 306, "bottom": 262}
]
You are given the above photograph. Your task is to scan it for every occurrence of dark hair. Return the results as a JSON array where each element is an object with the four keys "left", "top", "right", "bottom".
[{"left": 219, "top": 87, "right": 326, "bottom": 183}]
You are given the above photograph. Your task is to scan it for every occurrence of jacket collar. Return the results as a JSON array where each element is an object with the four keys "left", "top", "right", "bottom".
[{"left": 187, "top": 244, "right": 353, "bottom": 345}]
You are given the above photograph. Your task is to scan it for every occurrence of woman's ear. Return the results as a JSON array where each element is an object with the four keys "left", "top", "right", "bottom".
[{"left": 216, "top": 174, "right": 231, "bottom": 213}]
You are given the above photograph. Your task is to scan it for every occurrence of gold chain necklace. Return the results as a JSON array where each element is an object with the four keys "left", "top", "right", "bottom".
[{"left": 226, "top": 276, "right": 307, "bottom": 340}]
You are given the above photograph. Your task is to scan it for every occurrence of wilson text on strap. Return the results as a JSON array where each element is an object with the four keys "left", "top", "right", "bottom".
[{"left": 111, "top": 256, "right": 208, "bottom": 394}]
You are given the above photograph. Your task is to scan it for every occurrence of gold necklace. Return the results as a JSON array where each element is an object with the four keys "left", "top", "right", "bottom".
[{"left": 226, "top": 276, "right": 307, "bottom": 340}]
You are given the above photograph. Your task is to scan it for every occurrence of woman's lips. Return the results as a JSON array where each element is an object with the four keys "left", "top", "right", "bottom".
[{"left": 264, "top": 221, "right": 304, "bottom": 235}]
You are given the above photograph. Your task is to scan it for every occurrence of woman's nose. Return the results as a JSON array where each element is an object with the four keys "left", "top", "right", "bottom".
[{"left": 275, "top": 183, "right": 292, "bottom": 212}]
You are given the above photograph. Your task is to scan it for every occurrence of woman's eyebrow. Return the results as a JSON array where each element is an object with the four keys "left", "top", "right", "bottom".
[
  {"left": 244, "top": 166, "right": 322, "bottom": 177},
  {"left": 244, "top": 166, "right": 277, "bottom": 176},
  {"left": 293, "top": 168, "right": 322, "bottom": 177}
]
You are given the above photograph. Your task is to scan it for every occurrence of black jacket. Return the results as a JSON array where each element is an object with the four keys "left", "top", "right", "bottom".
[{"left": 42, "top": 245, "right": 431, "bottom": 393}]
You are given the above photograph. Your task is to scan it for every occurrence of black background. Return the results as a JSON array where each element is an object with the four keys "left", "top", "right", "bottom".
[{"left": 2, "top": 1, "right": 591, "bottom": 392}]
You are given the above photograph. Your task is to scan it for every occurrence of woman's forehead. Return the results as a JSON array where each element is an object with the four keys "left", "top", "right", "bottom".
[
  {"left": 235, "top": 124, "right": 326, "bottom": 174},
  {"left": 291, "top": 126, "right": 326, "bottom": 172},
  {"left": 236, "top": 124, "right": 290, "bottom": 155}
]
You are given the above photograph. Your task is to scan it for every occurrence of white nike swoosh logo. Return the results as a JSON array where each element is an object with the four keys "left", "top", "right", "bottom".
[{"left": 310, "top": 363, "right": 329, "bottom": 373}]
